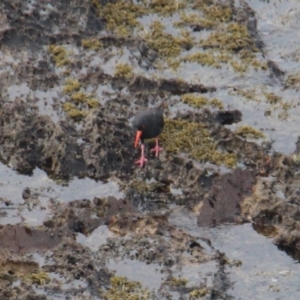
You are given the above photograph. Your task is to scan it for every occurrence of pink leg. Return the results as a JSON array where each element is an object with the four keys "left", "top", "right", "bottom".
[
  {"left": 150, "top": 138, "right": 163, "bottom": 158},
  {"left": 135, "top": 144, "right": 148, "bottom": 167}
]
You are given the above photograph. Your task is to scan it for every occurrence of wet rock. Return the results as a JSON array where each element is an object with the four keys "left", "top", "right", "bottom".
[
  {"left": 44, "top": 196, "right": 139, "bottom": 237},
  {"left": 267, "top": 60, "right": 285, "bottom": 79},
  {"left": 0, "top": 100, "right": 135, "bottom": 180},
  {"left": 0, "top": 13, "right": 10, "bottom": 42},
  {"left": 0, "top": 0, "right": 298, "bottom": 297},
  {"left": 293, "top": 136, "right": 300, "bottom": 156},
  {"left": 235, "top": 0, "right": 264, "bottom": 51},
  {"left": 0, "top": 225, "right": 64, "bottom": 254},
  {"left": 198, "top": 168, "right": 255, "bottom": 227},
  {"left": 215, "top": 109, "right": 242, "bottom": 125},
  {"left": 46, "top": 240, "right": 112, "bottom": 298},
  {"left": 1, "top": 0, "right": 104, "bottom": 50},
  {"left": 241, "top": 150, "right": 300, "bottom": 260},
  {"left": 129, "top": 75, "right": 216, "bottom": 95},
  {"left": 22, "top": 187, "right": 31, "bottom": 200},
  {"left": 210, "top": 252, "right": 234, "bottom": 300}
]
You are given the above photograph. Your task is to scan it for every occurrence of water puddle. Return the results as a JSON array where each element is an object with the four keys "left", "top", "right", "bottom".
[
  {"left": 77, "top": 225, "right": 115, "bottom": 252},
  {"left": 168, "top": 207, "right": 300, "bottom": 299},
  {"left": 171, "top": 260, "right": 217, "bottom": 290},
  {"left": 0, "top": 162, "right": 124, "bottom": 225},
  {"left": 107, "top": 257, "right": 163, "bottom": 293},
  {"left": 203, "top": 223, "right": 300, "bottom": 300},
  {"left": 0, "top": 162, "right": 124, "bottom": 204}
]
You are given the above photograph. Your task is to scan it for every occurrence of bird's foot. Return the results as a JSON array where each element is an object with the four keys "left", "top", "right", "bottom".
[
  {"left": 135, "top": 156, "right": 148, "bottom": 167},
  {"left": 150, "top": 145, "right": 163, "bottom": 158}
]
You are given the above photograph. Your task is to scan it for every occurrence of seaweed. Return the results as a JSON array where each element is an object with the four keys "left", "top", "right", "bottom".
[
  {"left": 142, "top": 21, "right": 182, "bottom": 58},
  {"left": 92, "top": 0, "right": 145, "bottom": 36},
  {"left": 160, "top": 119, "right": 237, "bottom": 167},
  {"left": 150, "top": 0, "right": 186, "bottom": 15},
  {"left": 174, "top": 12, "right": 216, "bottom": 29},
  {"left": 48, "top": 45, "right": 70, "bottom": 67},
  {"left": 63, "top": 79, "right": 81, "bottom": 94},
  {"left": 235, "top": 125, "right": 265, "bottom": 139},
  {"left": 81, "top": 38, "right": 103, "bottom": 50},
  {"left": 181, "top": 94, "right": 224, "bottom": 109},
  {"left": 62, "top": 103, "right": 88, "bottom": 120},
  {"left": 114, "top": 63, "right": 133, "bottom": 78},
  {"left": 190, "top": 288, "right": 208, "bottom": 299},
  {"left": 70, "top": 91, "right": 99, "bottom": 108},
  {"left": 182, "top": 51, "right": 219, "bottom": 67},
  {"left": 27, "top": 272, "right": 50, "bottom": 285},
  {"left": 285, "top": 72, "right": 300, "bottom": 90},
  {"left": 102, "top": 276, "right": 151, "bottom": 300},
  {"left": 169, "top": 276, "right": 188, "bottom": 287},
  {"left": 201, "top": 23, "right": 257, "bottom": 53},
  {"left": 182, "top": 94, "right": 209, "bottom": 108}
]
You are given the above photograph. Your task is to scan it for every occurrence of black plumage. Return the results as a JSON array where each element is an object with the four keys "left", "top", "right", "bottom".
[
  {"left": 133, "top": 108, "right": 164, "bottom": 142},
  {"left": 132, "top": 108, "right": 165, "bottom": 167}
]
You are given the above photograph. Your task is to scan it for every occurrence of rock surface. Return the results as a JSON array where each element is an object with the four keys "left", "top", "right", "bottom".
[{"left": 0, "top": 0, "right": 299, "bottom": 299}]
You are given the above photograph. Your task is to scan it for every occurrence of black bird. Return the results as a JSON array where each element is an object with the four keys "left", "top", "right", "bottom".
[{"left": 133, "top": 108, "right": 164, "bottom": 167}]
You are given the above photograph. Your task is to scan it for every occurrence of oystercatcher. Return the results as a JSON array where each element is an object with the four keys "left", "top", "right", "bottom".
[{"left": 133, "top": 108, "right": 164, "bottom": 167}]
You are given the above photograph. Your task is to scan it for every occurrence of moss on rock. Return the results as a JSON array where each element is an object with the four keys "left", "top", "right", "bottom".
[
  {"left": 102, "top": 276, "right": 151, "bottom": 300},
  {"left": 160, "top": 119, "right": 237, "bottom": 167}
]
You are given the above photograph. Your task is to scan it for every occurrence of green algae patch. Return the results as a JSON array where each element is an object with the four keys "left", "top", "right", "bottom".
[
  {"left": 181, "top": 94, "right": 224, "bottom": 109},
  {"left": 174, "top": 12, "right": 216, "bottom": 29},
  {"left": 70, "top": 91, "right": 89, "bottom": 103},
  {"left": 181, "top": 47, "right": 263, "bottom": 72},
  {"left": 48, "top": 45, "right": 70, "bottom": 67},
  {"left": 25, "top": 272, "right": 50, "bottom": 285},
  {"left": 263, "top": 92, "right": 282, "bottom": 104},
  {"left": 176, "top": 3, "right": 232, "bottom": 29},
  {"left": 182, "top": 51, "right": 219, "bottom": 67},
  {"left": 63, "top": 79, "right": 81, "bottom": 94},
  {"left": 166, "top": 58, "right": 182, "bottom": 71},
  {"left": 230, "top": 59, "right": 247, "bottom": 73},
  {"left": 201, "top": 23, "right": 257, "bottom": 53},
  {"left": 70, "top": 91, "right": 99, "bottom": 108},
  {"left": 63, "top": 83, "right": 99, "bottom": 119},
  {"left": 102, "top": 276, "right": 151, "bottom": 300},
  {"left": 87, "top": 98, "right": 100, "bottom": 108},
  {"left": 202, "top": 4, "right": 233, "bottom": 23},
  {"left": 192, "top": 0, "right": 233, "bottom": 21},
  {"left": 235, "top": 125, "right": 265, "bottom": 139},
  {"left": 160, "top": 119, "right": 237, "bottom": 168},
  {"left": 114, "top": 63, "right": 133, "bottom": 78},
  {"left": 177, "top": 29, "right": 195, "bottom": 49},
  {"left": 285, "top": 72, "right": 300, "bottom": 90},
  {"left": 190, "top": 288, "right": 208, "bottom": 299},
  {"left": 251, "top": 59, "right": 268, "bottom": 71},
  {"left": 150, "top": 0, "right": 186, "bottom": 15},
  {"left": 169, "top": 276, "right": 188, "bottom": 287},
  {"left": 182, "top": 94, "right": 208, "bottom": 108},
  {"left": 211, "top": 98, "right": 224, "bottom": 109},
  {"left": 81, "top": 38, "right": 103, "bottom": 50},
  {"left": 62, "top": 102, "right": 88, "bottom": 120},
  {"left": 142, "top": 20, "right": 183, "bottom": 58},
  {"left": 92, "top": 0, "right": 145, "bottom": 36},
  {"left": 232, "top": 50, "right": 267, "bottom": 72}
]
